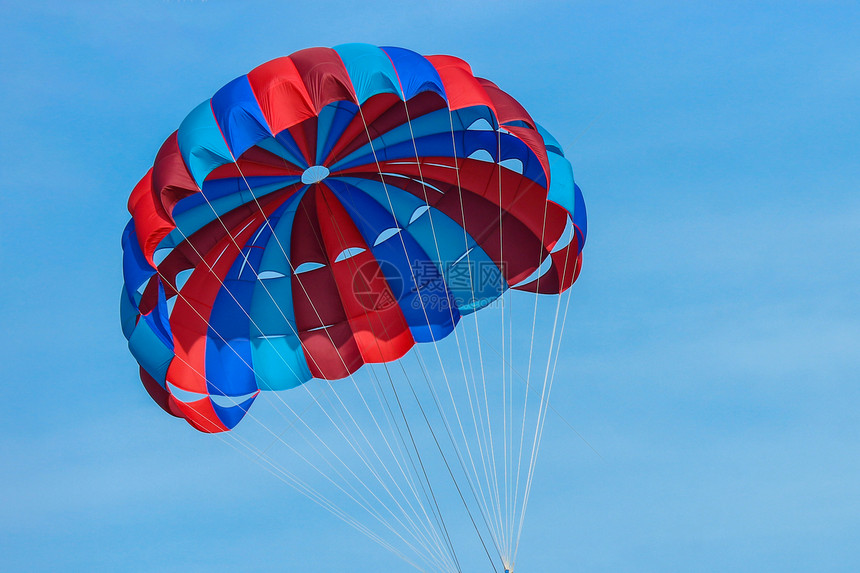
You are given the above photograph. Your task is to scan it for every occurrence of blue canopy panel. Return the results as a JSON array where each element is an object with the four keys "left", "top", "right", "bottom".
[
  {"left": 256, "top": 135, "right": 308, "bottom": 169},
  {"left": 121, "top": 220, "right": 156, "bottom": 337},
  {"left": 177, "top": 100, "right": 234, "bottom": 188},
  {"left": 537, "top": 122, "right": 586, "bottom": 247},
  {"left": 120, "top": 286, "right": 139, "bottom": 340},
  {"left": 167, "top": 177, "right": 301, "bottom": 246},
  {"left": 316, "top": 101, "right": 359, "bottom": 165},
  {"left": 327, "top": 107, "right": 451, "bottom": 171},
  {"left": 121, "top": 220, "right": 155, "bottom": 298},
  {"left": 173, "top": 175, "right": 301, "bottom": 217},
  {"left": 250, "top": 189, "right": 313, "bottom": 390},
  {"left": 535, "top": 123, "right": 564, "bottom": 156},
  {"left": 142, "top": 280, "right": 173, "bottom": 349},
  {"left": 327, "top": 106, "right": 460, "bottom": 171},
  {"left": 545, "top": 151, "right": 575, "bottom": 212},
  {"left": 205, "top": 258, "right": 258, "bottom": 400},
  {"left": 334, "top": 43, "right": 403, "bottom": 104},
  {"left": 573, "top": 183, "right": 587, "bottom": 247},
  {"left": 271, "top": 129, "right": 310, "bottom": 169},
  {"left": 210, "top": 393, "right": 257, "bottom": 430},
  {"left": 128, "top": 311, "right": 174, "bottom": 388},
  {"left": 380, "top": 46, "right": 447, "bottom": 101},
  {"left": 211, "top": 75, "right": 273, "bottom": 159}
]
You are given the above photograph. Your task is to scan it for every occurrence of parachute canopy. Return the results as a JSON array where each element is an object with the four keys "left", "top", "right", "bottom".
[{"left": 121, "top": 44, "right": 586, "bottom": 433}]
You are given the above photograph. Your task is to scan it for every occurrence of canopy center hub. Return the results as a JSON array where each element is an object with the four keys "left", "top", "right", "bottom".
[{"left": 301, "top": 165, "right": 330, "bottom": 185}]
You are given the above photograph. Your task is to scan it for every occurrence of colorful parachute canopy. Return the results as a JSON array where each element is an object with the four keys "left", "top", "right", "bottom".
[{"left": 121, "top": 44, "right": 586, "bottom": 433}]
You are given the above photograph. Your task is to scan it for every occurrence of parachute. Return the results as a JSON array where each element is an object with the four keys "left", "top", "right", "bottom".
[{"left": 121, "top": 44, "right": 586, "bottom": 572}]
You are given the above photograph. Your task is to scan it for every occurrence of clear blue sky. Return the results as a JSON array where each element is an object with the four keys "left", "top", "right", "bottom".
[{"left": 1, "top": 1, "right": 858, "bottom": 571}]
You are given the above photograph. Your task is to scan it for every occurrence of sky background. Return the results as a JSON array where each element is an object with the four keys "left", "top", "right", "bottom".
[{"left": 1, "top": 1, "right": 858, "bottom": 571}]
